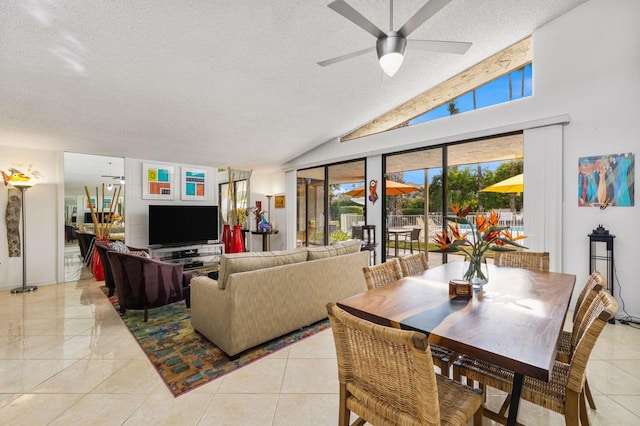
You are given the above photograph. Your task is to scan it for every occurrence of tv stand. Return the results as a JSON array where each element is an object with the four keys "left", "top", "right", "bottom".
[{"left": 149, "top": 242, "right": 224, "bottom": 270}]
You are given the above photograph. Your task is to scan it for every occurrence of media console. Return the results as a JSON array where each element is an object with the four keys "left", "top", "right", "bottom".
[{"left": 149, "top": 242, "right": 224, "bottom": 270}]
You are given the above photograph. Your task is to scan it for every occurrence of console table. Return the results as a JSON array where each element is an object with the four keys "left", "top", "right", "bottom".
[{"left": 149, "top": 242, "right": 224, "bottom": 270}]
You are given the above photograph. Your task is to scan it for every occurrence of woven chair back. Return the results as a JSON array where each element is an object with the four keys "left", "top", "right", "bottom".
[
  {"left": 567, "top": 290, "right": 618, "bottom": 393},
  {"left": 327, "top": 303, "right": 442, "bottom": 424},
  {"left": 362, "top": 258, "right": 403, "bottom": 290},
  {"left": 494, "top": 251, "right": 549, "bottom": 272},
  {"left": 399, "top": 252, "right": 429, "bottom": 276}
]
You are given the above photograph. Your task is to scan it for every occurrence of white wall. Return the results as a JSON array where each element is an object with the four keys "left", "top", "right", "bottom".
[
  {"left": 124, "top": 158, "right": 220, "bottom": 248},
  {"left": 0, "top": 146, "right": 62, "bottom": 291},
  {"left": 284, "top": 0, "right": 640, "bottom": 318},
  {"left": 249, "top": 170, "right": 287, "bottom": 251}
]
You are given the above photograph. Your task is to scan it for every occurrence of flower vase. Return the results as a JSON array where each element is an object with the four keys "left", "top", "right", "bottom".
[
  {"left": 222, "top": 224, "right": 233, "bottom": 253},
  {"left": 231, "top": 225, "right": 245, "bottom": 253},
  {"left": 464, "top": 256, "right": 489, "bottom": 288},
  {"left": 90, "top": 238, "right": 108, "bottom": 281}
]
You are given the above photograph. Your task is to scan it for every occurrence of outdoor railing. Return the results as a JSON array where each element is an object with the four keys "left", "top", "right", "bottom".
[{"left": 337, "top": 211, "right": 524, "bottom": 239}]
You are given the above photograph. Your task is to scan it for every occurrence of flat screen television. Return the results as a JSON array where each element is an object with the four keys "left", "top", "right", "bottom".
[{"left": 148, "top": 205, "right": 219, "bottom": 247}]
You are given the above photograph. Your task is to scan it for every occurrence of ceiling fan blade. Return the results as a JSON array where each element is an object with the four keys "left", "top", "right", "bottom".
[
  {"left": 408, "top": 39, "right": 472, "bottom": 54},
  {"left": 317, "top": 46, "right": 376, "bottom": 67},
  {"left": 328, "top": 0, "right": 385, "bottom": 39},
  {"left": 398, "top": 0, "right": 451, "bottom": 37}
]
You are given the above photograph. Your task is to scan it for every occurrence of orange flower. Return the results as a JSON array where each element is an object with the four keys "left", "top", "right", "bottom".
[
  {"left": 433, "top": 229, "right": 453, "bottom": 250},
  {"left": 451, "top": 203, "right": 472, "bottom": 218},
  {"left": 432, "top": 204, "right": 527, "bottom": 258}
]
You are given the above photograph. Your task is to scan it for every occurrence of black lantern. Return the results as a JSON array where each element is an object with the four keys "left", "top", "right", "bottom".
[{"left": 588, "top": 225, "right": 615, "bottom": 324}]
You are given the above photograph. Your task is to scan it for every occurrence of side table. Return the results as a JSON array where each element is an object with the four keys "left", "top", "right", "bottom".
[{"left": 251, "top": 230, "right": 279, "bottom": 251}]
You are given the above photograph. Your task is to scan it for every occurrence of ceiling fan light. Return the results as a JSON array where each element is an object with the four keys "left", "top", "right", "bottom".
[
  {"left": 107, "top": 183, "right": 114, "bottom": 191},
  {"left": 379, "top": 52, "right": 404, "bottom": 77},
  {"left": 377, "top": 32, "right": 407, "bottom": 77}
]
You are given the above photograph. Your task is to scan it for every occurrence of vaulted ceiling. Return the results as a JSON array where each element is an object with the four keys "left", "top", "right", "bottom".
[{"left": 1, "top": 1, "right": 587, "bottom": 171}]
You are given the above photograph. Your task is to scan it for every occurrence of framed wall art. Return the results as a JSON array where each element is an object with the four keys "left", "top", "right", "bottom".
[
  {"left": 578, "top": 152, "right": 634, "bottom": 207},
  {"left": 142, "top": 163, "right": 175, "bottom": 200},
  {"left": 275, "top": 195, "right": 285, "bottom": 208},
  {"left": 181, "top": 167, "right": 208, "bottom": 201}
]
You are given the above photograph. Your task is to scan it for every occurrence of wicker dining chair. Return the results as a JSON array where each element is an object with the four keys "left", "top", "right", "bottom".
[
  {"left": 452, "top": 290, "right": 618, "bottom": 426},
  {"left": 362, "top": 258, "right": 403, "bottom": 290},
  {"left": 399, "top": 252, "right": 429, "bottom": 276},
  {"left": 555, "top": 271, "right": 605, "bottom": 410},
  {"left": 493, "top": 251, "right": 550, "bottom": 272},
  {"left": 327, "top": 303, "right": 483, "bottom": 426},
  {"left": 362, "top": 257, "right": 456, "bottom": 377}
]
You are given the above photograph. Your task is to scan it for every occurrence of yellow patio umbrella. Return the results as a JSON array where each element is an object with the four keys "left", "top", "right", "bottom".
[
  {"left": 344, "top": 180, "right": 421, "bottom": 197},
  {"left": 480, "top": 173, "right": 524, "bottom": 193}
]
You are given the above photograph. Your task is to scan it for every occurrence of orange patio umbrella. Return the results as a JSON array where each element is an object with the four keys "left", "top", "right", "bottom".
[{"left": 344, "top": 180, "right": 421, "bottom": 197}]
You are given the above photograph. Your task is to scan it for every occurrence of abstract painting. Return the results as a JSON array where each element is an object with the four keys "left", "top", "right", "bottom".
[
  {"left": 578, "top": 152, "right": 634, "bottom": 207},
  {"left": 143, "top": 163, "right": 174, "bottom": 200},
  {"left": 181, "top": 167, "right": 207, "bottom": 201}
]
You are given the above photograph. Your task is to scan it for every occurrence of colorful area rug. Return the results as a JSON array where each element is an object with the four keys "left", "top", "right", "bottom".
[{"left": 104, "top": 289, "right": 330, "bottom": 397}]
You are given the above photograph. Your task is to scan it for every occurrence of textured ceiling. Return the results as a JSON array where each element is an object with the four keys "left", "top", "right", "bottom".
[{"left": 0, "top": 0, "right": 587, "bottom": 172}]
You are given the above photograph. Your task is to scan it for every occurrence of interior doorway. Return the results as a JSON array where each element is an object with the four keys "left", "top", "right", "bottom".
[{"left": 63, "top": 153, "right": 125, "bottom": 282}]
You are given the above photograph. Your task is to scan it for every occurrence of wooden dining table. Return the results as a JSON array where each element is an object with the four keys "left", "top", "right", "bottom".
[{"left": 337, "top": 262, "right": 575, "bottom": 426}]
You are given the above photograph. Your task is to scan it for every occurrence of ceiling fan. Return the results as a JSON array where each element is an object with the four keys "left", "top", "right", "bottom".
[
  {"left": 318, "top": 0, "right": 472, "bottom": 76},
  {"left": 101, "top": 162, "right": 125, "bottom": 189}
]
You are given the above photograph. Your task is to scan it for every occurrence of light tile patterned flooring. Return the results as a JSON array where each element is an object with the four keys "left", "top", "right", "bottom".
[{"left": 1, "top": 259, "right": 640, "bottom": 424}]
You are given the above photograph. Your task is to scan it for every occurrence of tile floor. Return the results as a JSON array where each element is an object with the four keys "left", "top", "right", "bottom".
[{"left": 1, "top": 261, "right": 640, "bottom": 425}]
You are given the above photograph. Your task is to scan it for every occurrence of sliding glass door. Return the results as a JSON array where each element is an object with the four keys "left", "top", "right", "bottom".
[
  {"left": 297, "top": 159, "right": 365, "bottom": 246},
  {"left": 383, "top": 133, "right": 523, "bottom": 266}
]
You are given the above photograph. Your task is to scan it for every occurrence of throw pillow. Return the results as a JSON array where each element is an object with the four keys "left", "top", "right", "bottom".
[{"left": 109, "top": 240, "right": 130, "bottom": 253}]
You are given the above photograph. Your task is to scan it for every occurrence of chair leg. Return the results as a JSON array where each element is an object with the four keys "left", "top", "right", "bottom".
[
  {"left": 585, "top": 378, "right": 597, "bottom": 409},
  {"left": 473, "top": 403, "right": 483, "bottom": 426},
  {"left": 143, "top": 308, "right": 148, "bottom": 322},
  {"left": 580, "top": 390, "right": 590, "bottom": 426},
  {"left": 338, "top": 384, "right": 350, "bottom": 426},
  {"left": 564, "top": 390, "right": 580, "bottom": 426},
  {"left": 498, "top": 394, "right": 511, "bottom": 416}
]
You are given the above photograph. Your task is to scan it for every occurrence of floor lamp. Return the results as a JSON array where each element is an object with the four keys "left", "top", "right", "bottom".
[{"left": 11, "top": 182, "right": 38, "bottom": 294}]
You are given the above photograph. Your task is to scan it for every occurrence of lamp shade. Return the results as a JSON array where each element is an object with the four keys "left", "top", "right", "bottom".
[
  {"left": 377, "top": 33, "right": 407, "bottom": 77},
  {"left": 2, "top": 168, "right": 38, "bottom": 188}
]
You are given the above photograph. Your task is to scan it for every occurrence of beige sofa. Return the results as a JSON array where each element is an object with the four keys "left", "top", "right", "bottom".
[{"left": 190, "top": 240, "right": 369, "bottom": 356}]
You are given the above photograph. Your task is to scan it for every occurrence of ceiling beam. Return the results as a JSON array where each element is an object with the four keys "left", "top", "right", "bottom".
[{"left": 340, "top": 36, "right": 532, "bottom": 142}]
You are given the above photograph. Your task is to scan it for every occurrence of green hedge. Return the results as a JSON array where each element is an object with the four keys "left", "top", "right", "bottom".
[
  {"left": 338, "top": 206, "right": 363, "bottom": 215},
  {"left": 402, "top": 208, "right": 424, "bottom": 215}
]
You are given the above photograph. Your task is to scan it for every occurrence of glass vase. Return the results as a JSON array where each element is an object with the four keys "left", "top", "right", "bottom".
[{"left": 463, "top": 256, "right": 489, "bottom": 288}]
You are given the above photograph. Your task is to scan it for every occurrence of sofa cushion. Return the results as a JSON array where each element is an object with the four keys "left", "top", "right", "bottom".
[
  {"left": 217, "top": 248, "right": 308, "bottom": 289},
  {"left": 307, "top": 239, "right": 362, "bottom": 260}
]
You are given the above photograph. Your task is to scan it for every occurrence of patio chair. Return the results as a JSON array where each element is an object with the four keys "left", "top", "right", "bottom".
[
  {"left": 493, "top": 251, "right": 550, "bottom": 272},
  {"left": 452, "top": 290, "right": 618, "bottom": 426},
  {"left": 403, "top": 227, "right": 422, "bottom": 253},
  {"left": 327, "top": 303, "right": 483, "bottom": 426},
  {"left": 399, "top": 252, "right": 428, "bottom": 276}
]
